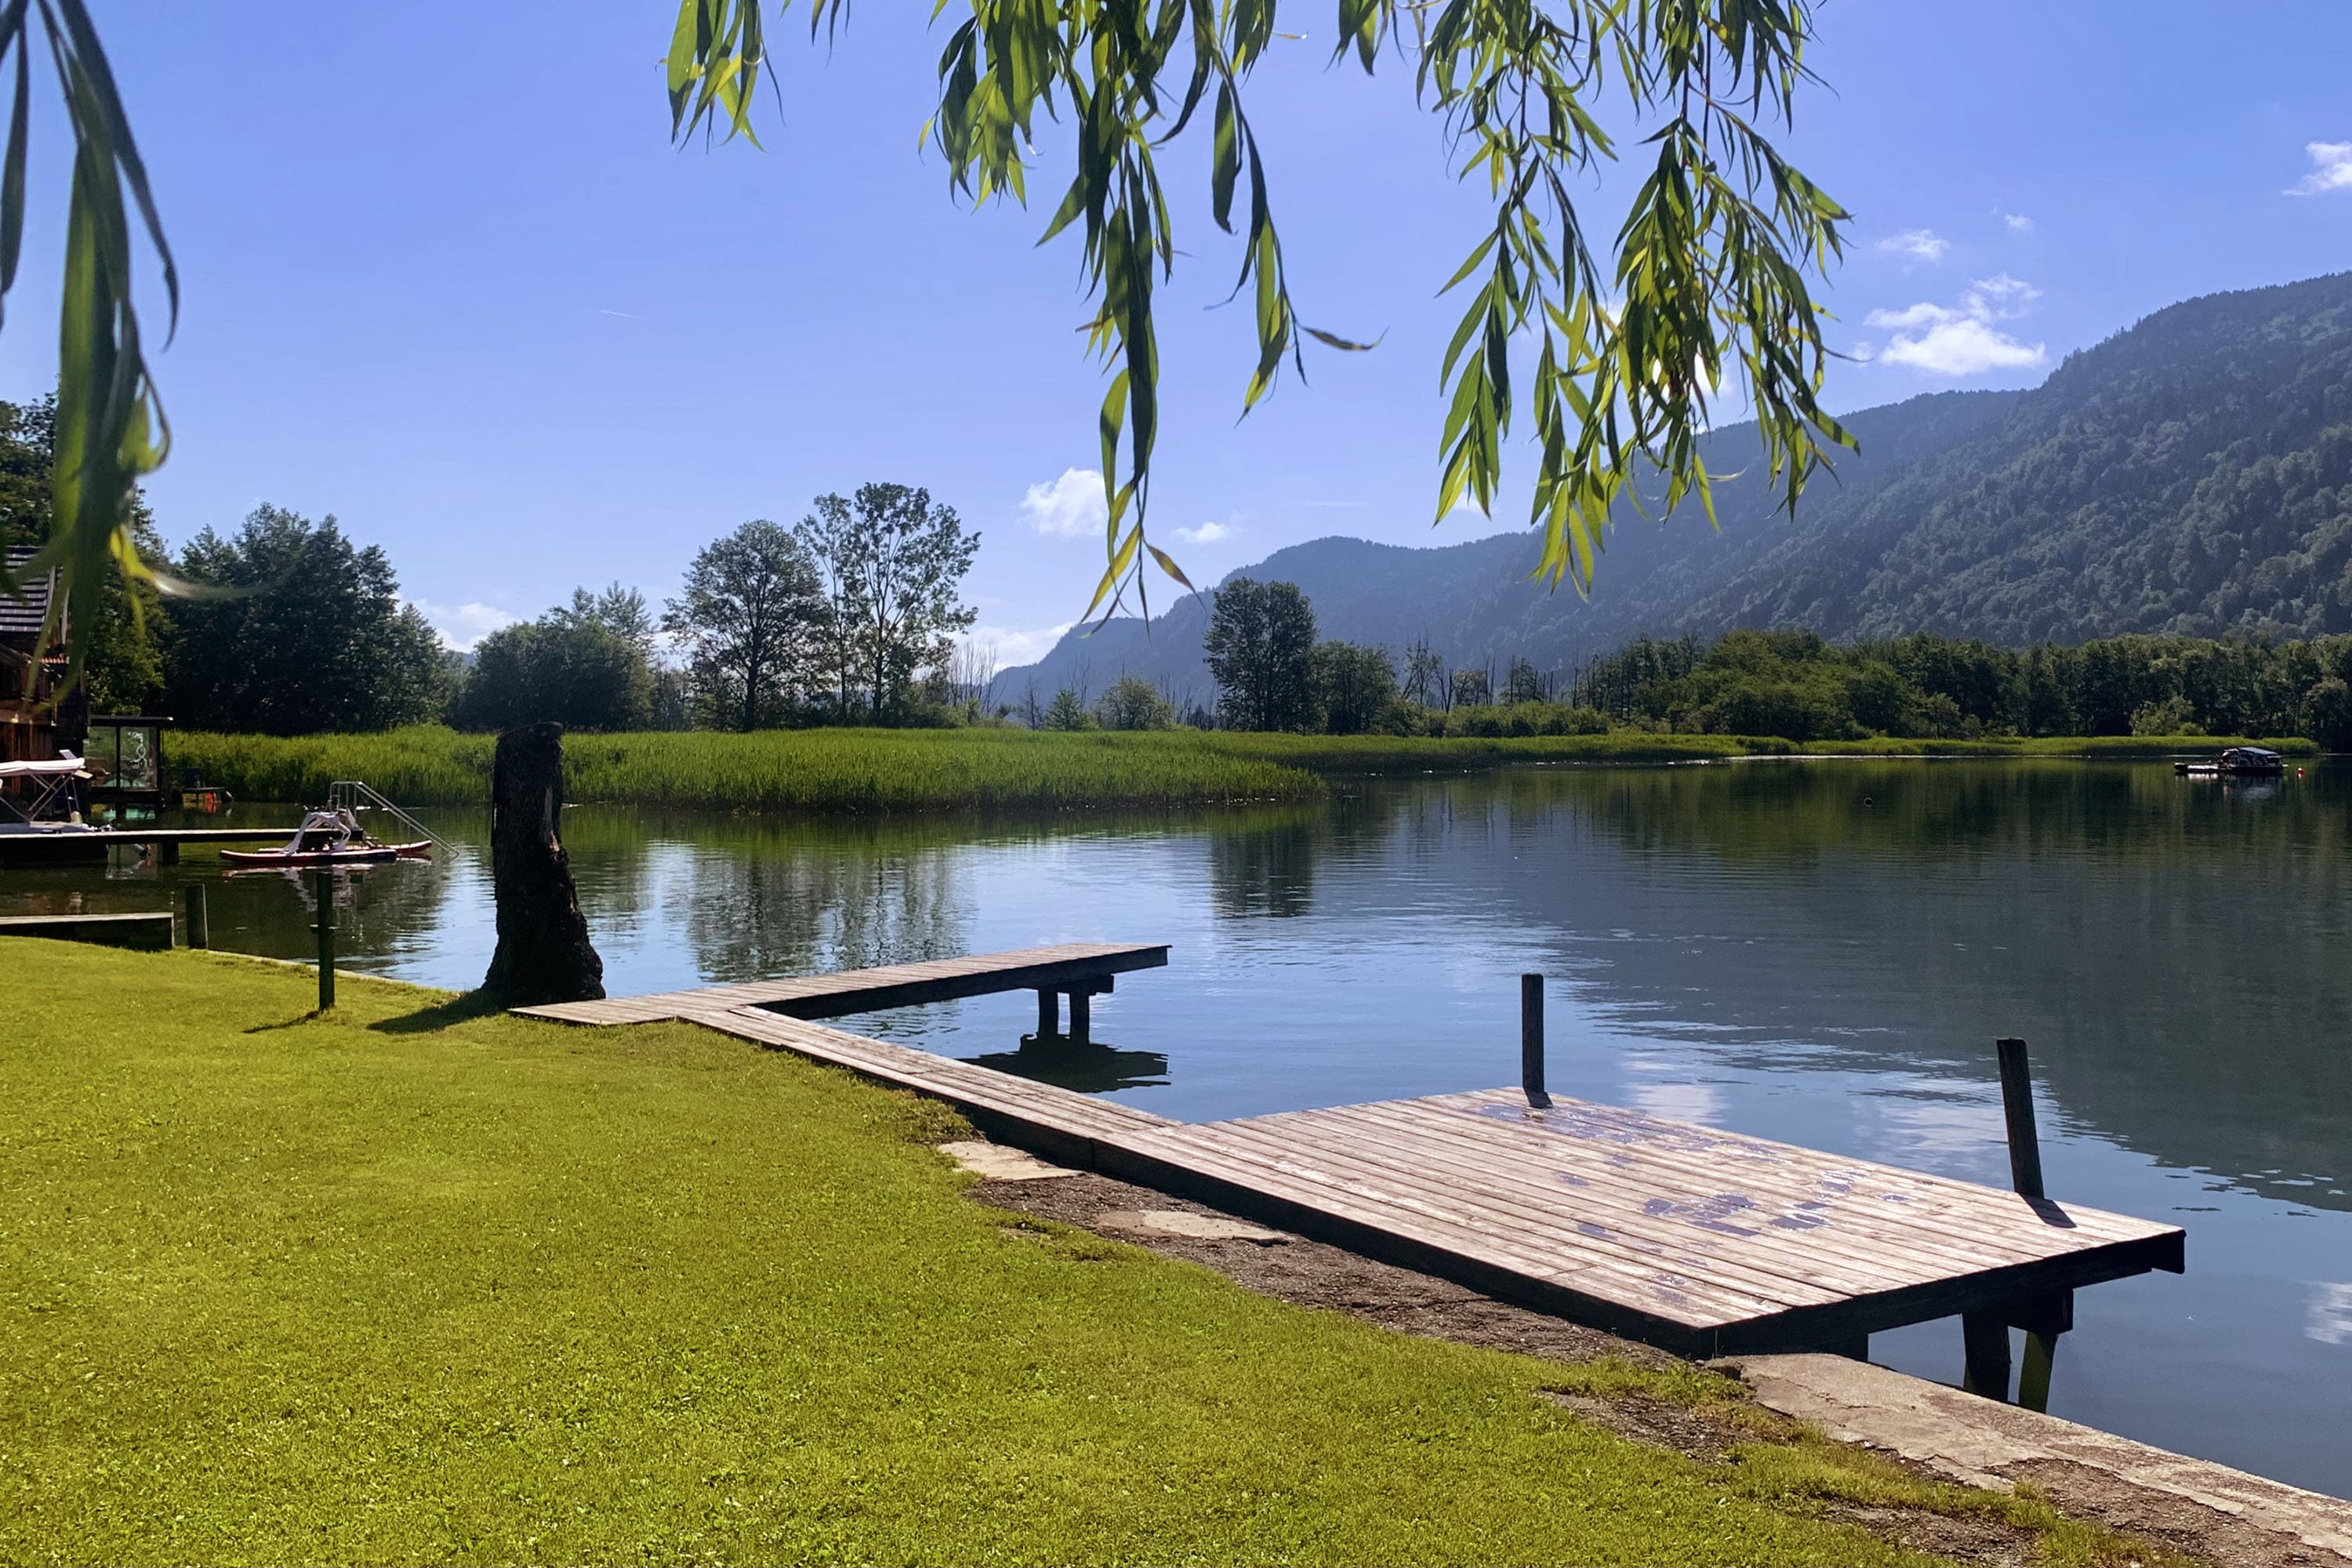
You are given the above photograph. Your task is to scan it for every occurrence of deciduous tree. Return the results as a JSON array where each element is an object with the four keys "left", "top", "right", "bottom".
[
  {"left": 663, "top": 520, "right": 826, "bottom": 731},
  {"left": 1204, "top": 577, "right": 1316, "bottom": 731},
  {"left": 797, "top": 485, "right": 980, "bottom": 720}
]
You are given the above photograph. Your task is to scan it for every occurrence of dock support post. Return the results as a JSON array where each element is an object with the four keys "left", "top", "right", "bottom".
[
  {"left": 1961, "top": 1312, "right": 2011, "bottom": 1401},
  {"left": 1521, "top": 973, "right": 1551, "bottom": 1109},
  {"left": 1067, "top": 990, "right": 1091, "bottom": 1047},
  {"left": 183, "top": 884, "right": 208, "bottom": 950},
  {"left": 1966, "top": 1038, "right": 2065, "bottom": 1407},
  {"left": 2017, "top": 1329, "right": 2056, "bottom": 1414},
  {"left": 313, "top": 869, "right": 336, "bottom": 1011},
  {"left": 1036, "top": 989, "right": 1058, "bottom": 1040}
]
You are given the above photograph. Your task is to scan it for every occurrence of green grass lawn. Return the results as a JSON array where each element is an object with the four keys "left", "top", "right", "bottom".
[
  {"left": 169, "top": 723, "right": 2321, "bottom": 816},
  {"left": 0, "top": 942, "right": 1968, "bottom": 1566}
]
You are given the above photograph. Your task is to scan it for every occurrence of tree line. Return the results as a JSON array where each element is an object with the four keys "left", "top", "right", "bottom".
[
  {"left": 1567, "top": 628, "right": 2352, "bottom": 746},
  {"left": 2, "top": 399, "right": 982, "bottom": 736},
  {"left": 1048, "top": 576, "right": 2352, "bottom": 746}
]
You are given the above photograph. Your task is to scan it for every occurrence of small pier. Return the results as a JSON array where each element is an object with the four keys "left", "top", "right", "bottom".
[
  {"left": 517, "top": 946, "right": 2185, "bottom": 1377},
  {"left": 0, "top": 826, "right": 294, "bottom": 866},
  {"left": 514, "top": 942, "right": 1169, "bottom": 1041}
]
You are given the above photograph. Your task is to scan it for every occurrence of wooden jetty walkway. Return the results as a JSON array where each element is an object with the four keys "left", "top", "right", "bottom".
[
  {"left": 515, "top": 945, "right": 2184, "bottom": 1380},
  {"left": 0, "top": 826, "right": 295, "bottom": 866}
]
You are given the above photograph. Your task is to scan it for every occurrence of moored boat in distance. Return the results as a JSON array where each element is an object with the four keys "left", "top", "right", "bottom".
[
  {"left": 220, "top": 808, "right": 432, "bottom": 867},
  {"left": 2175, "top": 745, "right": 2287, "bottom": 778}
]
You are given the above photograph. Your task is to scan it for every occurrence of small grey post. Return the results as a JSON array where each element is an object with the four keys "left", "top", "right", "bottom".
[
  {"left": 314, "top": 869, "right": 336, "bottom": 1011},
  {"left": 183, "top": 884, "right": 209, "bottom": 950},
  {"left": 1035, "top": 989, "right": 1058, "bottom": 1041},
  {"left": 1994, "top": 1036, "right": 2045, "bottom": 1200},
  {"left": 1521, "top": 973, "right": 1551, "bottom": 1109},
  {"left": 1067, "top": 989, "right": 1091, "bottom": 1047}
]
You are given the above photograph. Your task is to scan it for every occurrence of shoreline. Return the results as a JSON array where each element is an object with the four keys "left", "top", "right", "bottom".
[{"left": 166, "top": 724, "right": 2326, "bottom": 818}]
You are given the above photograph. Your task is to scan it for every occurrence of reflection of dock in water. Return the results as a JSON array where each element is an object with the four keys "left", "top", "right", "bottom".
[
  {"left": 517, "top": 944, "right": 2184, "bottom": 1398},
  {"left": 964, "top": 1037, "right": 1171, "bottom": 1094}
]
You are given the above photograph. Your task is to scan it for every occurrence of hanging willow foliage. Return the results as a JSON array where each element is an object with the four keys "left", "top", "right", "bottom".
[
  {"left": 669, "top": 0, "right": 1853, "bottom": 621},
  {"left": 0, "top": 0, "right": 176, "bottom": 695}
]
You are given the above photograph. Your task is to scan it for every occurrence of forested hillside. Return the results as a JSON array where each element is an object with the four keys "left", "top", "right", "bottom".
[{"left": 996, "top": 271, "right": 2352, "bottom": 702}]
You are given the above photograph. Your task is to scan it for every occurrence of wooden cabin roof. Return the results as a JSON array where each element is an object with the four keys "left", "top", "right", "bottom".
[{"left": 0, "top": 546, "right": 53, "bottom": 641}]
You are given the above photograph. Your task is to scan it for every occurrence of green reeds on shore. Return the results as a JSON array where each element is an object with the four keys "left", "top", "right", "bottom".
[
  {"left": 168, "top": 724, "right": 2322, "bottom": 815},
  {"left": 169, "top": 726, "right": 1324, "bottom": 813}
]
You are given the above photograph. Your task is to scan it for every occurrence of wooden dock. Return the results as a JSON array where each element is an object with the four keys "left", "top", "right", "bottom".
[
  {"left": 0, "top": 911, "right": 174, "bottom": 949},
  {"left": 516, "top": 949, "right": 2185, "bottom": 1370},
  {"left": 0, "top": 827, "right": 294, "bottom": 866},
  {"left": 514, "top": 942, "right": 1170, "bottom": 1035}
]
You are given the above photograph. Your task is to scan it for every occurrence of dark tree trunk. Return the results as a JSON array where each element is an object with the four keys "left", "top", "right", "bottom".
[{"left": 481, "top": 721, "right": 604, "bottom": 1005}]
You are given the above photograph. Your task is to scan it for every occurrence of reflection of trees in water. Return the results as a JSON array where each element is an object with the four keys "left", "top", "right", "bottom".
[
  {"left": 212, "top": 857, "right": 460, "bottom": 965},
  {"left": 1208, "top": 806, "right": 1319, "bottom": 919},
  {"left": 671, "top": 829, "right": 973, "bottom": 985},
  {"left": 1379, "top": 761, "right": 2352, "bottom": 1213}
]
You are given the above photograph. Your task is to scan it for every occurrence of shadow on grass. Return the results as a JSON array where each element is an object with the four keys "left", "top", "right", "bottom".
[{"left": 368, "top": 989, "right": 508, "bottom": 1034}]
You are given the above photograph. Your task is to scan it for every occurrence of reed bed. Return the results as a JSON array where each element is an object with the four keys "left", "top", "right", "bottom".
[
  {"left": 172, "top": 726, "right": 1324, "bottom": 813},
  {"left": 170, "top": 724, "right": 2318, "bottom": 815}
]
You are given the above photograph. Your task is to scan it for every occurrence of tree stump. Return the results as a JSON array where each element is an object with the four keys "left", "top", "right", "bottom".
[{"left": 481, "top": 721, "right": 605, "bottom": 1005}]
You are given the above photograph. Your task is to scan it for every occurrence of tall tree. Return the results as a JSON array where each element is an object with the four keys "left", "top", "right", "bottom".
[
  {"left": 663, "top": 520, "right": 825, "bottom": 731},
  {"left": 165, "top": 505, "right": 447, "bottom": 734},
  {"left": 1204, "top": 578, "right": 1316, "bottom": 731},
  {"left": 451, "top": 590, "right": 657, "bottom": 734},
  {"left": 797, "top": 484, "right": 978, "bottom": 720},
  {"left": 1310, "top": 642, "right": 1398, "bottom": 735}
]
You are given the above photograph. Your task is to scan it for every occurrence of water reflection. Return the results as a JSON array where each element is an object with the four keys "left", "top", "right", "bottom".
[{"left": 965, "top": 1036, "right": 1172, "bottom": 1092}]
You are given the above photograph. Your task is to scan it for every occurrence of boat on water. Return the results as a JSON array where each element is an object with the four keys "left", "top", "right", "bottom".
[
  {"left": 220, "top": 808, "right": 432, "bottom": 867},
  {"left": 0, "top": 755, "right": 99, "bottom": 834},
  {"left": 2174, "top": 745, "right": 2287, "bottom": 778}
]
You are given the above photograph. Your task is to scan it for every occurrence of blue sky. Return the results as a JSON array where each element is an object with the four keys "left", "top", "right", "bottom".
[{"left": 5, "top": 3, "right": 2351, "bottom": 663}]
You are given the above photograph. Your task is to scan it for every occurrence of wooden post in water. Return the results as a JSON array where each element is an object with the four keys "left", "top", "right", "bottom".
[
  {"left": 1035, "top": 989, "right": 1058, "bottom": 1041},
  {"left": 1996, "top": 1037, "right": 2045, "bottom": 1200},
  {"left": 313, "top": 869, "right": 336, "bottom": 1011},
  {"left": 1521, "top": 973, "right": 1552, "bottom": 1109},
  {"left": 1997, "top": 1036, "right": 2065, "bottom": 1412},
  {"left": 183, "top": 884, "right": 208, "bottom": 950},
  {"left": 1965, "top": 1036, "right": 2064, "bottom": 1408},
  {"left": 1067, "top": 989, "right": 1091, "bottom": 1047}
]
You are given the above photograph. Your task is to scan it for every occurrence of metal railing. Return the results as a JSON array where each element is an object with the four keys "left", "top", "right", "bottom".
[{"left": 326, "top": 779, "right": 448, "bottom": 850}]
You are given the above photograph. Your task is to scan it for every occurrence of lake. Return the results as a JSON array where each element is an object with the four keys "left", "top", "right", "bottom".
[{"left": 9, "top": 757, "right": 2349, "bottom": 1497}]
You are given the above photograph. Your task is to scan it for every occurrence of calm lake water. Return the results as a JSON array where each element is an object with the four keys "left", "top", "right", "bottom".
[{"left": 9, "top": 758, "right": 2350, "bottom": 1497}]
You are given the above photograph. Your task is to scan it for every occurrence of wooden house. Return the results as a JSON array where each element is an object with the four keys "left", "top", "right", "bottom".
[{"left": 0, "top": 543, "right": 79, "bottom": 767}]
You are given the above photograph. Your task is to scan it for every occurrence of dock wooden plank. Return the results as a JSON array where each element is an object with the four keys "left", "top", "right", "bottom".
[
  {"left": 513, "top": 942, "right": 1169, "bottom": 1026},
  {"left": 1102, "top": 1092, "right": 2182, "bottom": 1350},
  {"left": 508, "top": 942, "right": 2184, "bottom": 1359}
]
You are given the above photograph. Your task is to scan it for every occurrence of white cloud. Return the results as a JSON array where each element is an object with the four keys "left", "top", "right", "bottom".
[
  {"left": 963, "top": 622, "right": 1073, "bottom": 670},
  {"left": 1864, "top": 273, "right": 2047, "bottom": 376},
  {"left": 1019, "top": 467, "right": 1109, "bottom": 538},
  {"left": 1173, "top": 521, "right": 1233, "bottom": 545},
  {"left": 2287, "top": 141, "right": 2352, "bottom": 196},
  {"left": 1875, "top": 227, "right": 1949, "bottom": 263},
  {"left": 1998, "top": 210, "right": 2034, "bottom": 234},
  {"left": 408, "top": 599, "right": 521, "bottom": 652}
]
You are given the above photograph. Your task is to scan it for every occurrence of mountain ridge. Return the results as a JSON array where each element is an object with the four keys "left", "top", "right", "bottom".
[{"left": 993, "top": 271, "right": 2352, "bottom": 706}]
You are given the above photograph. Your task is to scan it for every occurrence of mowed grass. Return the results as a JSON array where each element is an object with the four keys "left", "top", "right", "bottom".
[
  {"left": 171, "top": 723, "right": 2318, "bottom": 816},
  {"left": 0, "top": 942, "right": 1941, "bottom": 1566}
]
